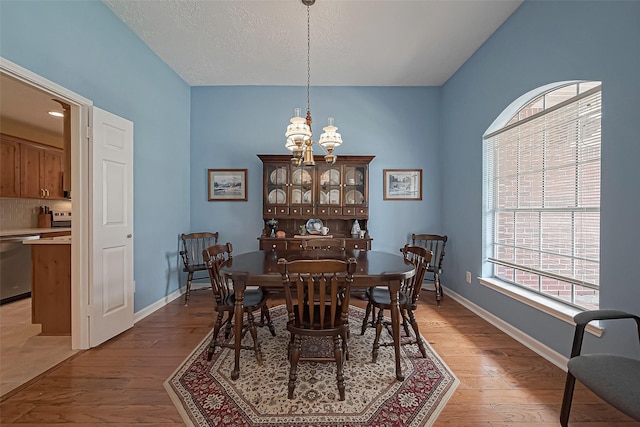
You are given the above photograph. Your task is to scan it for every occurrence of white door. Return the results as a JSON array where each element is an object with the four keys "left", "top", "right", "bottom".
[{"left": 90, "top": 107, "right": 134, "bottom": 347}]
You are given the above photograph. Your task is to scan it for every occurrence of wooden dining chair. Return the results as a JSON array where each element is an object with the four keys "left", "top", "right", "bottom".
[
  {"left": 180, "top": 231, "right": 219, "bottom": 305},
  {"left": 203, "top": 243, "right": 275, "bottom": 363},
  {"left": 361, "top": 244, "right": 431, "bottom": 363},
  {"left": 277, "top": 257, "right": 357, "bottom": 401},
  {"left": 411, "top": 233, "right": 447, "bottom": 305}
]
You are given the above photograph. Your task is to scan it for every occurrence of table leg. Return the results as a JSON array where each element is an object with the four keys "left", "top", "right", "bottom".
[
  {"left": 231, "top": 278, "right": 246, "bottom": 381},
  {"left": 388, "top": 279, "right": 404, "bottom": 381}
]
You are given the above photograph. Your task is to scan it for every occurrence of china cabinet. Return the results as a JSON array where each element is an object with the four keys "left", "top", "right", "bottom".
[{"left": 258, "top": 154, "right": 374, "bottom": 251}]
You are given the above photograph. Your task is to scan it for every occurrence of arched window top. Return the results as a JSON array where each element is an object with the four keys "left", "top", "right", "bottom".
[
  {"left": 485, "top": 81, "right": 601, "bottom": 136},
  {"left": 505, "top": 81, "right": 601, "bottom": 127}
]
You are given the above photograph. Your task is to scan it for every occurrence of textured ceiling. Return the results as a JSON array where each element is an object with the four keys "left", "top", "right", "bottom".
[{"left": 103, "top": 0, "right": 523, "bottom": 87}]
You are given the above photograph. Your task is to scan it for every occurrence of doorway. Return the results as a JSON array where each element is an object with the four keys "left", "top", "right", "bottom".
[{"left": 1, "top": 57, "right": 92, "bottom": 369}]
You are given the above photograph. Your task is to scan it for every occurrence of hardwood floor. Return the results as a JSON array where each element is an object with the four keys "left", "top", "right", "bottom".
[{"left": 1, "top": 289, "right": 637, "bottom": 426}]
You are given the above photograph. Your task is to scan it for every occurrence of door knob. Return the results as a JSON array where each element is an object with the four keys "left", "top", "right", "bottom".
[{"left": 127, "top": 234, "right": 132, "bottom": 238}]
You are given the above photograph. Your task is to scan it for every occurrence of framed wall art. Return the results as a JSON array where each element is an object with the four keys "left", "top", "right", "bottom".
[
  {"left": 208, "top": 169, "right": 248, "bottom": 201},
  {"left": 383, "top": 169, "right": 422, "bottom": 200}
]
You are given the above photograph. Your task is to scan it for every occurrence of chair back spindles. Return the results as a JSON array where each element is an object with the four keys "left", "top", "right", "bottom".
[
  {"left": 410, "top": 233, "right": 448, "bottom": 304},
  {"left": 203, "top": 242, "right": 233, "bottom": 305},
  {"left": 401, "top": 244, "right": 431, "bottom": 305},
  {"left": 179, "top": 232, "right": 220, "bottom": 305}
]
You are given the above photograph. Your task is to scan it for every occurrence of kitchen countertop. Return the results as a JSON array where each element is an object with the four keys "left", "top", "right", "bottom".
[
  {"left": 0, "top": 228, "right": 71, "bottom": 237},
  {"left": 23, "top": 235, "right": 72, "bottom": 245}
]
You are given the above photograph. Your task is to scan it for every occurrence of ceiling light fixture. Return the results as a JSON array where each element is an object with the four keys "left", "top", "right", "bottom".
[
  {"left": 285, "top": 0, "right": 342, "bottom": 166},
  {"left": 48, "top": 111, "right": 64, "bottom": 117}
]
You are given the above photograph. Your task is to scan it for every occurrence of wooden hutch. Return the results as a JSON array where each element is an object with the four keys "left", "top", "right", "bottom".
[{"left": 258, "top": 154, "right": 374, "bottom": 251}]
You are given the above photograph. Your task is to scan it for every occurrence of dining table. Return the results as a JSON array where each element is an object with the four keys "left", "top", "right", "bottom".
[{"left": 220, "top": 248, "right": 416, "bottom": 382}]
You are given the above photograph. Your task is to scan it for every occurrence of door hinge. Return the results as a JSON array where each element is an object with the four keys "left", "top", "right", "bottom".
[{"left": 86, "top": 305, "right": 93, "bottom": 317}]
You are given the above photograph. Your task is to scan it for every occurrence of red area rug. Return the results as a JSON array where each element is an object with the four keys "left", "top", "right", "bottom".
[{"left": 165, "top": 305, "right": 458, "bottom": 427}]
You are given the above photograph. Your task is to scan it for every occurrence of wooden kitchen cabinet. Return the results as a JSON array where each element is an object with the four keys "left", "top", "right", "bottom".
[
  {"left": 0, "top": 136, "right": 20, "bottom": 197},
  {"left": 30, "top": 242, "right": 71, "bottom": 335},
  {"left": 20, "top": 140, "right": 64, "bottom": 199},
  {"left": 258, "top": 154, "right": 374, "bottom": 250},
  {"left": 0, "top": 133, "right": 65, "bottom": 200}
]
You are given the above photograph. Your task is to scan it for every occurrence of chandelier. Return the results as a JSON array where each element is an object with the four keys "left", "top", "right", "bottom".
[{"left": 285, "top": 0, "right": 343, "bottom": 166}]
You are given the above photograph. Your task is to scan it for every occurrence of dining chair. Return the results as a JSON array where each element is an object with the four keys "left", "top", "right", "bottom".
[
  {"left": 360, "top": 244, "right": 431, "bottom": 363},
  {"left": 180, "top": 231, "right": 219, "bottom": 305},
  {"left": 277, "top": 257, "right": 357, "bottom": 401},
  {"left": 560, "top": 309, "right": 640, "bottom": 426},
  {"left": 203, "top": 243, "right": 275, "bottom": 363},
  {"left": 411, "top": 233, "right": 447, "bottom": 305}
]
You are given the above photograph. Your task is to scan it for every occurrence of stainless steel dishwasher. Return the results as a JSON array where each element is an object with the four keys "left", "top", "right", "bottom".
[{"left": 0, "top": 234, "right": 40, "bottom": 305}]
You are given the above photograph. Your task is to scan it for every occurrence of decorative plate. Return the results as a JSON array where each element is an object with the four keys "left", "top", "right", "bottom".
[
  {"left": 292, "top": 169, "right": 312, "bottom": 185},
  {"left": 268, "top": 189, "right": 286, "bottom": 204},
  {"left": 345, "top": 169, "right": 364, "bottom": 185},
  {"left": 306, "top": 218, "right": 324, "bottom": 235},
  {"left": 320, "top": 169, "right": 340, "bottom": 185},
  {"left": 303, "top": 190, "right": 312, "bottom": 203},
  {"left": 291, "top": 189, "right": 302, "bottom": 204},
  {"left": 328, "top": 189, "right": 340, "bottom": 205},
  {"left": 269, "top": 168, "right": 287, "bottom": 184},
  {"left": 346, "top": 190, "right": 364, "bottom": 204}
]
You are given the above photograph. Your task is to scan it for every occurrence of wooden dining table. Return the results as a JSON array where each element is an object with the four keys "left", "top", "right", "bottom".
[{"left": 220, "top": 249, "right": 416, "bottom": 382}]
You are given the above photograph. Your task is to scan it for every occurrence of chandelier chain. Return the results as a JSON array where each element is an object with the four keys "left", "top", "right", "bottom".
[{"left": 306, "top": 4, "right": 311, "bottom": 117}]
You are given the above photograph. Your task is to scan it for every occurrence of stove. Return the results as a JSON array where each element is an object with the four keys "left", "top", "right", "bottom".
[{"left": 51, "top": 211, "right": 72, "bottom": 228}]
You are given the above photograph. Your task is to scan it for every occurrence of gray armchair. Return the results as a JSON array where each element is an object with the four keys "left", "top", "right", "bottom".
[{"left": 560, "top": 309, "right": 640, "bottom": 426}]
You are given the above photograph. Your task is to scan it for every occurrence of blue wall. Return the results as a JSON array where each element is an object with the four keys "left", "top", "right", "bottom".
[
  {"left": 0, "top": 1, "right": 191, "bottom": 311},
  {"left": 190, "top": 86, "right": 442, "bottom": 255},
  {"left": 440, "top": 0, "right": 640, "bottom": 356}
]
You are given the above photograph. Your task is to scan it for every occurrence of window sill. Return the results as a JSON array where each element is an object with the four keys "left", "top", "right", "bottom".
[{"left": 478, "top": 277, "right": 604, "bottom": 337}]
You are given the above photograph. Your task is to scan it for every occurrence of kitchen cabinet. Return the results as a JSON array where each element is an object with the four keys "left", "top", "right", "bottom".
[
  {"left": 26, "top": 239, "right": 71, "bottom": 335},
  {"left": 20, "top": 140, "right": 64, "bottom": 199},
  {"left": 0, "top": 134, "right": 65, "bottom": 200},
  {"left": 0, "top": 136, "right": 20, "bottom": 197},
  {"left": 258, "top": 154, "right": 374, "bottom": 250}
]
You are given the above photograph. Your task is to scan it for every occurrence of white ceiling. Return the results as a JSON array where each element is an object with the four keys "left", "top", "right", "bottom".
[{"left": 103, "top": 0, "right": 523, "bottom": 87}]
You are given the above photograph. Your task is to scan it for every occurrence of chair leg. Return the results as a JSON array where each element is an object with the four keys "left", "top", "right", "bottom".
[
  {"left": 340, "top": 328, "right": 349, "bottom": 361},
  {"left": 401, "top": 311, "right": 411, "bottom": 337},
  {"left": 246, "top": 311, "right": 263, "bottom": 365},
  {"left": 560, "top": 372, "right": 577, "bottom": 427},
  {"left": 407, "top": 309, "right": 427, "bottom": 357},
  {"left": 261, "top": 305, "right": 276, "bottom": 336},
  {"left": 372, "top": 308, "right": 385, "bottom": 363},
  {"left": 207, "top": 311, "right": 225, "bottom": 361},
  {"left": 361, "top": 301, "right": 372, "bottom": 335},
  {"left": 334, "top": 335, "right": 346, "bottom": 401},
  {"left": 184, "top": 271, "right": 193, "bottom": 305},
  {"left": 288, "top": 334, "right": 302, "bottom": 399},
  {"left": 434, "top": 273, "right": 443, "bottom": 305}
]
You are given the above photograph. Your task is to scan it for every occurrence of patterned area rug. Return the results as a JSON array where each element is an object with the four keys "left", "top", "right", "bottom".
[{"left": 165, "top": 305, "right": 459, "bottom": 427}]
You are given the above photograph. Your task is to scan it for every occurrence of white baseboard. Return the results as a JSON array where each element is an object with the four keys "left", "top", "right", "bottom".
[
  {"left": 443, "top": 287, "right": 569, "bottom": 372},
  {"left": 133, "top": 283, "right": 210, "bottom": 323}
]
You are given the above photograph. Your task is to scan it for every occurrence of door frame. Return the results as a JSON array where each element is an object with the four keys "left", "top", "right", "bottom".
[{"left": 1, "top": 57, "right": 92, "bottom": 349}]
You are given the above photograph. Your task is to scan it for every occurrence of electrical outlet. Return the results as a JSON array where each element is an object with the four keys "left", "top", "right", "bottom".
[{"left": 466, "top": 271, "right": 472, "bottom": 283}]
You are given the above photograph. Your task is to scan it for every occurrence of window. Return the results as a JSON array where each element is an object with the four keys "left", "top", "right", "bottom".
[{"left": 484, "top": 82, "right": 601, "bottom": 310}]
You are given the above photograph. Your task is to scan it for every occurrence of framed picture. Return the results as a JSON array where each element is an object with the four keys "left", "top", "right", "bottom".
[
  {"left": 383, "top": 169, "right": 422, "bottom": 200},
  {"left": 208, "top": 169, "right": 248, "bottom": 201}
]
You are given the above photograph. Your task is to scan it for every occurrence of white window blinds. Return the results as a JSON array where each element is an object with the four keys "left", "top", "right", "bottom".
[{"left": 484, "top": 85, "right": 601, "bottom": 308}]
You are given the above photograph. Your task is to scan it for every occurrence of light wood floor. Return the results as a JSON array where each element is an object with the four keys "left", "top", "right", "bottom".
[
  {"left": 0, "top": 298, "right": 78, "bottom": 396},
  {"left": 1, "top": 289, "right": 638, "bottom": 426}
]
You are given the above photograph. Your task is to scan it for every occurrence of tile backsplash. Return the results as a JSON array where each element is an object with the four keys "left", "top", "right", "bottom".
[{"left": 0, "top": 198, "right": 72, "bottom": 230}]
